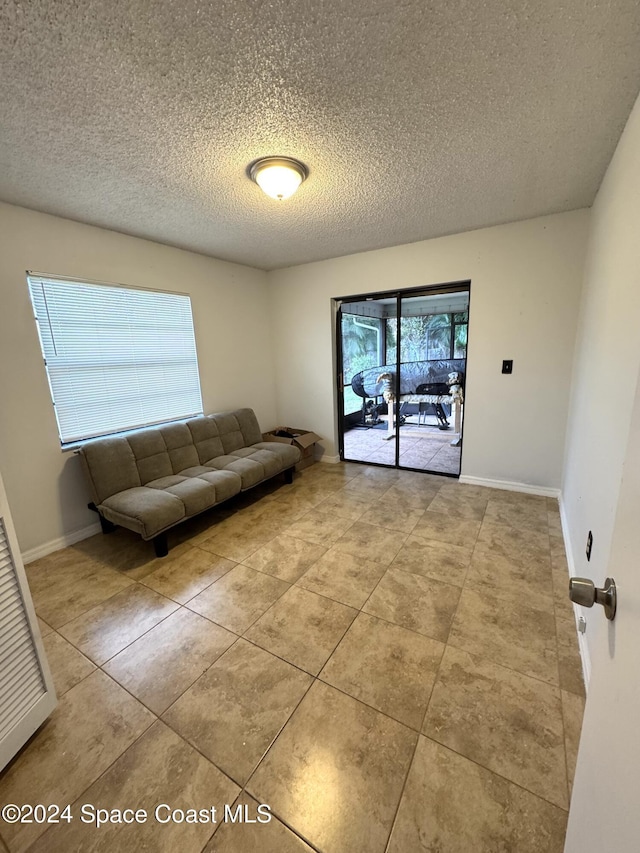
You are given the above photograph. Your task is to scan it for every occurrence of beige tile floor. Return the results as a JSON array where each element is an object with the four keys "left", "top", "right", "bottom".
[{"left": 0, "top": 462, "right": 585, "bottom": 853}]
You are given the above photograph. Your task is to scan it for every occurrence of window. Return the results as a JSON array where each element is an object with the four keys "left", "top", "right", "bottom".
[{"left": 27, "top": 273, "right": 203, "bottom": 446}]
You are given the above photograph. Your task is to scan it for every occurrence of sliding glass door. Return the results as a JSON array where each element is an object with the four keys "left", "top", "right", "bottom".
[{"left": 337, "top": 283, "right": 469, "bottom": 476}]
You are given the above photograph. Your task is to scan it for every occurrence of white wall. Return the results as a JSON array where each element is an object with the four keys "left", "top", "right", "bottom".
[
  {"left": 0, "top": 202, "right": 273, "bottom": 556},
  {"left": 268, "top": 210, "right": 589, "bottom": 490},
  {"left": 562, "top": 90, "right": 640, "bottom": 661}
]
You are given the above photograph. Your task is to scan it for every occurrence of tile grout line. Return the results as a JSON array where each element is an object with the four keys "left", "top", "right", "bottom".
[
  {"left": 560, "top": 691, "right": 574, "bottom": 807},
  {"left": 418, "top": 501, "right": 487, "bottom": 704},
  {"left": 416, "top": 637, "right": 449, "bottom": 735},
  {"left": 101, "top": 622, "right": 242, "bottom": 715},
  {"left": 389, "top": 493, "right": 486, "bottom": 653},
  {"left": 348, "top": 494, "right": 435, "bottom": 616},
  {"left": 216, "top": 792, "right": 322, "bottom": 853},
  {"left": 442, "top": 635, "right": 563, "bottom": 691},
  {"left": 56, "top": 593, "right": 185, "bottom": 668},
  {"left": 419, "top": 731, "right": 571, "bottom": 814},
  {"left": 382, "top": 729, "right": 421, "bottom": 853},
  {"left": 431, "top": 505, "right": 571, "bottom": 811},
  {"left": 22, "top": 704, "right": 159, "bottom": 852},
  {"left": 315, "top": 645, "right": 444, "bottom": 735},
  {"left": 241, "top": 675, "right": 419, "bottom": 853},
  {"left": 445, "top": 507, "right": 567, "bottom": 693}
]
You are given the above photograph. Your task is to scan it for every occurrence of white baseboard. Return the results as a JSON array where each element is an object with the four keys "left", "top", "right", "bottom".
[
  {"left": 559, "top": 495, "right": 592, "bottom": 690},
  {"left": 22, "top": 521, "right": 102, "bottom": 564},
  {"left": 318, "top": 454, "right": 341, "bottom": 464},
  {"left": 458, "top": 475, "right": 561, "bottom": 499}
]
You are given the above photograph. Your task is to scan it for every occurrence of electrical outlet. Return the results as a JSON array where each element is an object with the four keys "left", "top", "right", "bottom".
[
  {"left": 586, "top": 530, "right": 593, "bottom": 561},
  {"left": 502, "top": 360, "right": 513, "bottom": 374}
]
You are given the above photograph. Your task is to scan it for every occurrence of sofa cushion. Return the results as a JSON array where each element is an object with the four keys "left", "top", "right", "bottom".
[
  {"left": 228, "top": 448, "right": 256, "bottom": 458},
  {"left": 187, "top": 417, "right": 225, "bottom": 465},
  {"left": 206, "top": 409, "right": 262, "bottom": 453},
  {"left": 101, "top": 487, "right": 185, "bottom": 539},
  {"left": 159, "top": 422, "right": 200, "bottom": 473},
  {"left": 179, "top": 465, "right": 215, "bottom": 476},
  {"left": 205, "top": 455, "right": 267, "bottom": 489},
  {"left": 144, "top": 475, "right": 186, "bottom": 489},
  {"left": 150, "top": 476, "right": 219, "bottom": 517},
  {"left": 233, "top": 448, "right": 283, "bottom": 479},
  {"left": 210, "top": 412, "right": 246, "bottom": 454},
  {"left": 79, "top": 437, "right": 141, "bottom": 504},
  {"left": 251, "top": 441, "right": 300, "bottom": 469},
  {"left": 127, "top": 430, "right": 173, "bottom": 484},
  {"left": 233, "top": 408, "right": 263, "bottom": 446},
  {"left": 145, "top": 469, "right": 242, "bottom": 515},
  {"left": 190, "top": 469, "right": 242, "bottom": 502}
]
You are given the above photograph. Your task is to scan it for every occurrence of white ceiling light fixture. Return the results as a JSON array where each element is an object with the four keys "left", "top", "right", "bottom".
[{"left": 249, "top": 156, "right": 308, "bottom": 200}]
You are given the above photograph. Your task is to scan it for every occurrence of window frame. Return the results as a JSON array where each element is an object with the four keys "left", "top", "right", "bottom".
[{"left": 26, "top": 270, "right": 203, "bottom": 451}]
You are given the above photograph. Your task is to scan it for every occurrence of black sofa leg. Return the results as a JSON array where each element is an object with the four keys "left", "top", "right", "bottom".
[
  {"left": 153, "top": 533, "right": 169, "bottom": 558},
  {"left": 99, "top": 514, "right": 116, "bottom": 534},
  {"left": 284, "top": 467, "right": 294, "bottom": 485},
  {"left": 88, "top": 502, "right": 116, "bottom": 534}
]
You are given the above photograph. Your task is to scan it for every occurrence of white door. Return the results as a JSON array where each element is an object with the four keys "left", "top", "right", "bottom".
[
  {"left": 0, "top": 471, "right": 57, "bottom": 770},
  {"left": 564, "top": 370, "right": 640, "bottom": 852}
]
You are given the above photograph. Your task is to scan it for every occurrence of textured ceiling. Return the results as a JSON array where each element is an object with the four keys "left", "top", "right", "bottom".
[{"left": 1, "top": 0, "right": 640, "bottom": 270}]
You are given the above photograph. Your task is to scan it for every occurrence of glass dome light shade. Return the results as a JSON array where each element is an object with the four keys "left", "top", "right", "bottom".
[{"left": 249, "top": 157, "right": 308, "bottom": 200}]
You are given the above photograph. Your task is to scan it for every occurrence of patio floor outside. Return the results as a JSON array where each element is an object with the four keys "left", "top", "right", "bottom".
[{"left": 343, "top": 411, "right": 462, "bottom": 475}]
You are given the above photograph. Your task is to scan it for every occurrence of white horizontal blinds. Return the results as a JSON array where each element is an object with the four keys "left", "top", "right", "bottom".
[
  {"left": 28, "top": 275, "right": 203, "bottom": 444},
  {"left": 0, "top": 519, "right": 46, "bottom": 742}
]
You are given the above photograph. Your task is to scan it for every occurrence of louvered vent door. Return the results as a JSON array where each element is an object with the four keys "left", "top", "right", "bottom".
[{"left": 0, "top": 477, "right": 56, "bottom": 771}]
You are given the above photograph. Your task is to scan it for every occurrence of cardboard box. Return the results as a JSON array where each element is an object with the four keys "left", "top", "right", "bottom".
[{"left": 263, "top": 427, "right": 321, "bottom": 470}]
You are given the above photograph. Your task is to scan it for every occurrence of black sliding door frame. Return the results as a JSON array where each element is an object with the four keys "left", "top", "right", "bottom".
[{"left": 336, "top": 279, "right": 471, "bottom": 477}]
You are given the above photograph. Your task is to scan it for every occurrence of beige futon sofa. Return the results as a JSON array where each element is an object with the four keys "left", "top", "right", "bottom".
[{"left": 78, "top": 408, "right": 300, "bottom": 556}]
